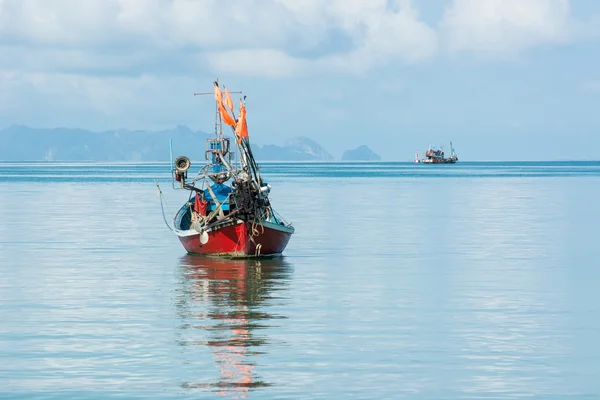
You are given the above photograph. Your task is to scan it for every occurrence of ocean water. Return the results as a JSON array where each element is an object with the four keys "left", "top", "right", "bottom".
[{"left": 1, "top": 161, "right": 599, "bottom": 399}]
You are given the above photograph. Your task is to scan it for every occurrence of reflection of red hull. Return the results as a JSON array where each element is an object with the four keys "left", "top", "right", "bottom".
[{"left": 178, "top": 220, "right": 294, "bottom": 257}]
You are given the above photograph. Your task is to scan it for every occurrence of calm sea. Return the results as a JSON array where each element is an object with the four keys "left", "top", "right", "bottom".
[{"left": 1, "top": 161, "right": 599, "bottom": 399}]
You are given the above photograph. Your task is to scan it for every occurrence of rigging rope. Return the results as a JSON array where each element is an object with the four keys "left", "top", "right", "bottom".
[{"left": 154, "top": 180, "right": 175, "bottom": 232}]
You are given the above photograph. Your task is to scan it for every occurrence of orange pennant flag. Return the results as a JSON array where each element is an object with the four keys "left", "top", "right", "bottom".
[
  {"left": 218, "top": 101, "right": 236, "bottom": 127},
  {"left": 238, "top": 98, "right": 246, "bottom": 121},
  {"left": 214, "top": 83, "right": 223, "bottom": 104},
  {"left": 235, "top": 99, "right": 248, "bottom": 142},
  {"left": 224, "top": 87, "right": 234, "bottom": 113}
]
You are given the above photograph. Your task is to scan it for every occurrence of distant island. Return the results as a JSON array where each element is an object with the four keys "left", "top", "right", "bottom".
[
  {"left": 257, "top": 137, "right": 334, "bottom": 161},
  {"left": 0, "top": 124, "right": 359, "bottom": 162},
  {"left": 342, "top": 145, "right": 381, "bottom": 161}
]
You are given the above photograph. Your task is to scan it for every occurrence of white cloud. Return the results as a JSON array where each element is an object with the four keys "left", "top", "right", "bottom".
[
  {"left": 441, "top": 0, "right": 574, "bottom": 57},
  {"left": 0, "top": 0, "right": 439, "bottom": 127},
  {"left": 209, "top": 0, "right": 437, "bottom": 77},
  {"left": 581, "top": 80, "right": 600, "bottom": 92},
  {"left": 0, "top": 0, "right": 437, "bottom": 78},
  {"left": 0, "top": 0, "right": 594, "bottom": 79},
  {"left": 0, "top": 69, "right": 197, "bottom": 129},
  {"left": 1, "top": 0, "right": 599, "bottom": 134},
  {"left": 0, "top": 0, "right": 123, "bottom": 46},
  {"left": 207, "top": 49, "right": 309, "bottom": 78}
]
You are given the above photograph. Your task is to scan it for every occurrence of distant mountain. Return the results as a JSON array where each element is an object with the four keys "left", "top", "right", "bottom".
[
  {"left": 342, "top": 145, "right": 381, "bottom": 161},
  {"left": 252, "top": 137, "right": 334, "bottom": 161},
  {"left": 0, "top": 124, "right": 205, "bottom": 162},
  {"left": 0, "top": 125, "right": 334, "bottom": 162}
]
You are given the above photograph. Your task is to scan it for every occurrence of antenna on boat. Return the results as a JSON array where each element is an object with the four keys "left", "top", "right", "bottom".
[{"left": 169, "top": 137, "right": 173, "bottom": 170}]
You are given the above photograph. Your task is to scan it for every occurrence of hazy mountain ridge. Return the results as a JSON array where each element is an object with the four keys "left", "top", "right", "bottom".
[
  {"left": 0, "top": 124, "right": 205, "bottom": 162},
  {"left": 0, "top": 125, "right": 343, "bottom": 162},
  {"left": 342, "top": 145, "right": 381, "bottom": 161}
]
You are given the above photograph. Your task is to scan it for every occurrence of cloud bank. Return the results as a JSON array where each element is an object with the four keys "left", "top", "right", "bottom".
[
  {"left": 0, "top": 0, "right": 597, "bottom": 132},
  {"left": 2, "top": 0, "right": 588, "bottom": 78},
  {"left": 441, "top": 0, "right": 574, "bottom": 57}
]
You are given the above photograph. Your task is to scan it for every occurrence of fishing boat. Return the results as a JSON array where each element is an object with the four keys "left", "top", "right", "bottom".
[
  {"left": 156, "top": 81, "right": 294, "bottom": 257},
  {"left": 420, "top": 142, "right": 458, "bottom": 164}
]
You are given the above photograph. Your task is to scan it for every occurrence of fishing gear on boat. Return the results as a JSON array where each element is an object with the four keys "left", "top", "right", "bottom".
[{"left": 159, "top": 79, "right": 295, "bottom": 257}]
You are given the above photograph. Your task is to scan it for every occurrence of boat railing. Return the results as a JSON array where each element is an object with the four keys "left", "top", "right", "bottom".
[{"left": 266, "top": 207, "right": 292, "bottom": 226}]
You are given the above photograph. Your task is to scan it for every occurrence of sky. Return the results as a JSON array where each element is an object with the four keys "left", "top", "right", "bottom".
[{"left": 1, "top": 0, "right": 600, "bottom": 160}]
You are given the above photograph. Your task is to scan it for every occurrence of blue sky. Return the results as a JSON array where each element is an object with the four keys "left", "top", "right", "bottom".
[{"left": 1, "top": 0, "right": 600, "bottom": 160}]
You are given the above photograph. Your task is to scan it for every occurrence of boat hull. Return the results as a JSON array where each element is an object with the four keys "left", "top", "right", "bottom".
[
  {"left": 177, "top": 220, "right": 294, "bottom": 258},
  {"left": 422, "top": 158, "right": 458, "bottom": 164}
]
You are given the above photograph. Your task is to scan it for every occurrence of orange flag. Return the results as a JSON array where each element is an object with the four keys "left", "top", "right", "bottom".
[
  {"left": 238, "top": 99, "right": 246, "bottom": 121},
  {"left": 218, "top": 101, "right": 236, "bottom": 127},
  {"left": 224, "top": 87, "right": 234, "bottom": 113},
  {"left": 214, "top": 83, "right": 223, "bottom": 104},
  {"left": 235, "top": 99, "right": 248, "bottom": 142}
]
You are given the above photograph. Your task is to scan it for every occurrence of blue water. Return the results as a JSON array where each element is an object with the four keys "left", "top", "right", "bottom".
[{"left": 1, "top": 161, "right": 599, "bottom": 399}]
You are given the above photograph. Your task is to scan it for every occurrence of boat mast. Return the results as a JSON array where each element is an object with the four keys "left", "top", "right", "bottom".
[
  {"left": 194, "top": 81, "right": 263, "bottom": 188},
  {"left": 224, "top": 93, "right": 262, "bottom": 187},
  {"left": 215, "top": 81, "right": 221, "bottom": 139},
  {"left": 194, "top": 80, "right": 243, "bottom": 179}
]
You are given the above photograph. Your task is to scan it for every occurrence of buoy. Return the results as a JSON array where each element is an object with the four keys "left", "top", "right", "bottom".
[{"left": 200, "top": 231, "right": 209, "bottom": 245}]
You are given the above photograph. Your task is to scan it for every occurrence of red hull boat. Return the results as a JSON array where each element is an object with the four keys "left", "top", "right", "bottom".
[
  {"left": 157, "top": 80, "right": 295, "bottom": 258},
  {"left": 176, "top": 219, "right": 293, "bottom": 257}
]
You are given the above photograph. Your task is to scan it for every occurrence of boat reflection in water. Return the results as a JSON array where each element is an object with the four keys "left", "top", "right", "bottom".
[{"left": 176, "top": 255, "right": 293, "bottom": 397}]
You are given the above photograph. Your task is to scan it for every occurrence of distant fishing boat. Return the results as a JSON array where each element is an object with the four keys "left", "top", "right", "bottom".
[
  {"left": 419, "top": 142, "right": 458, "bottom": 164},
  {"left": 156, "top": 80, "right": 294, "bottom": 257}
]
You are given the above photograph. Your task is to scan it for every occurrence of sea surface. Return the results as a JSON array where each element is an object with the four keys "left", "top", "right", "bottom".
[{"left": 1, "top": 161, "right": 600, "bottom": 399}]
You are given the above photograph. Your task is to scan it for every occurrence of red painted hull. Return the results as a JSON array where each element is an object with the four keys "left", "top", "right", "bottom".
[{"left": 177, "top": 220, "right": 293, "bottom": 257}]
